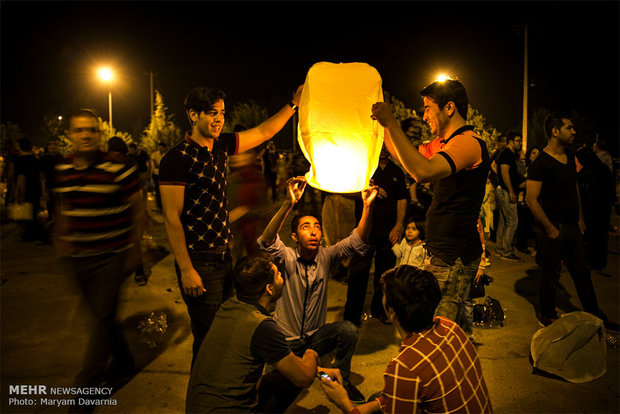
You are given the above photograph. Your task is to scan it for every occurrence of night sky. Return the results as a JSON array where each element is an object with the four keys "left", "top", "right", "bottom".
[{"left": 1, "top": 1, "right": 618, "bottom": 153}]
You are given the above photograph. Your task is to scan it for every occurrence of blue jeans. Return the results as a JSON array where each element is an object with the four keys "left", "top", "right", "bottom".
[
  {"left": 423, "top": 252, "right": 479, "bottom": 329},
  {"left": 175, "top": 251, "right": 233, "bottom": 366},
  {"left": 287, "top": 320, "right": 358, "bottom": 385},
  {"left": 495, "top": 187, "right": 518, "bottom": 256}
]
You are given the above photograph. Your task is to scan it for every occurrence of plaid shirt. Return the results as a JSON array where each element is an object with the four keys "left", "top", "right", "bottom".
[{"left": 379, "top": 316, "right": 492, "bottom": 413}]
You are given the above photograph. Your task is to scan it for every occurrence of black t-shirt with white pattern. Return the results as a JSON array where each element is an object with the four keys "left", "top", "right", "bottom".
[{"left": 159, "top": 132, "right": 238, "bottom": 251}]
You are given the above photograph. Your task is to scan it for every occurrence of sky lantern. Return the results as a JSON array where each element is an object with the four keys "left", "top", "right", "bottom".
[{"left": 298, "top": 62, "right": 384, "bottom": 193}]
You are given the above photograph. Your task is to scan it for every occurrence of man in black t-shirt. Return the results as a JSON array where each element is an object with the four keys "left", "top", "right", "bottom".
[
  {"left": 495, "top": 131, "right": 525, "bottom": 261},
  {"left": 526, "top": 113, "right": 618, "bottom": 332},
  {"left": 159, "top": 85, "right": 303, "bottom": 364},
  {"left": 187, "top": 252, "right": 338, "bottom": 413}
]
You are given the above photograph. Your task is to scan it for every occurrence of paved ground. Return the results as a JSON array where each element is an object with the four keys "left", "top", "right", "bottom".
[{"left": 1, "top": 198, "right": 618, "bottom": 414}]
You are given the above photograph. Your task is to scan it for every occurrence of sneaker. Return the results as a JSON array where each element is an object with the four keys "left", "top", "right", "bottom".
[
  {"left": 538, "top": 317, "right": 558, "bottom": 327},
  {"left": 498, "top": 253, "right": 522, "bottom": 262},
  {"left": 604, "top": 320, "right": 620, "bottom": 334},
  {"left": 344, "top": 383, "right": 365, "bottom": 404}
]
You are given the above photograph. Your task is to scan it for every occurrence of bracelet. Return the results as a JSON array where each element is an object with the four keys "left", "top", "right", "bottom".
[{"left": 288, "top": 101, "right": 298, "bottom": 111}]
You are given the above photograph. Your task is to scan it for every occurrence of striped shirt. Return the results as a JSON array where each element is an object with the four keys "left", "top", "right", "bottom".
[
  {"left": 54, "top": 151, "right": 140, "bottom": 257},
  {"left": 379, "top": 317, "right": 492, "bottom": 413}
]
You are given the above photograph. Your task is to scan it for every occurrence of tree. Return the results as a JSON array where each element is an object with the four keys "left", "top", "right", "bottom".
[
  {"left": 467, "top": 106, "right": 501, "bottom": 153},
  {"left": 141, "top": 90, "right": 182, "bottom": 153},
  {"left": 1, "top": 123, "right": 25, "bottom": 155},
  {"left": 222, "top": 100, "right": 268, "bottom": 133}
]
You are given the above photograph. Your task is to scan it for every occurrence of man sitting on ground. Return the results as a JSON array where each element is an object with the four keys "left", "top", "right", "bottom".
[
  {"left": 186, "top": 251, "right": 340, "bottom": 413},
  {"left": 320, "top": 265, "right": 492, "bottom": 413},
  {"left": 258, "top": 176, "right": 378, "bottom": 404}
]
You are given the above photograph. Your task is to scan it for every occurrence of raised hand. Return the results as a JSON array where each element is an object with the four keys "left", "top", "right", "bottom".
[{"left": 287, "top": 176, "right": 307, "bottom": 205}]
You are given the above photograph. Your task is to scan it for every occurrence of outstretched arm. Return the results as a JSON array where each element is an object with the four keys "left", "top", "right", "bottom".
[
  {"left": 355, "top": 184, "right": 379, "bottom": 242},
  {"left": 259, "top": 176, "right": 307, "bottom": 247},
  {"left": 237, "top": 85, "right": 303, "bottom": 154},
  {"left": 373, "top": 103, "right": 452, "bottom": 182}
]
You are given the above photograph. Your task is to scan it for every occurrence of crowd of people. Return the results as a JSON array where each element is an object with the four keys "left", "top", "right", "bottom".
[{"left": 3, "top": 77, "right": 618, "bottom": 413}]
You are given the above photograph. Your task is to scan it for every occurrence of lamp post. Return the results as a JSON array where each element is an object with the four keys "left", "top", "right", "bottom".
[{"left": 98, "top": 67, "right": 114, "bottom": 132}]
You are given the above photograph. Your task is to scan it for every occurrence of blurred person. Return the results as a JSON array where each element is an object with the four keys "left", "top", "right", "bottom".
[
  {"left": 151, "top": 141, "right": 167, "bottom": 212},
  {"left": 227, "top": 150, "right": 267, "bottom": 264},
  {"left": 392, "top": 217, "right": 425, "bottom": 267},
  {"left": 258, "top": 176, "right": 378, "bottom": 404},
  {"left": 526, "top": 113, "right": 618, "bottom": 332},
  {"left": 515, "top": 146, "right": 540, "bottom": 254},
  {"left": 372, "top": 79, "right": 490, "bottom": 330},
  {"left": 401, "top": 117, "right": 425, "bottom": 213},
  {"left": 260, "top": 141, "right": 278, "bottom": 203},
  {"left": 108, "top": 137, "right": 150, "bottom": 285},
  {"left": 593, "top": 140, "right": 613, "bottom": 172},
  {"left": 128, "top": 143, "right": 152, "bottom": 212},
  {"left": 575, "top": 146, "right": 615, "bottom": 271},
  {"left": 343, "top": 145, "right": 408, "bottom": 326},
  {"left": 159, "top": 85, "right": 303, "bottom": 365},
  {"left": 495, "top": 131, "right": 525, "bottom": 261},
  {"left": 488, "top": 134, "right": 507, "bottom": 242},
  {"left": 39, "top": 139, "right": 64, "bottom": 221},
  {"left": 320, "top": 265, "right": 492, "bottom": 413},
  {"left": 12, "top": 137, "right": 45, "bottom": 242},
  {"left": 186, "top": 252, "right": 338, "bottom": 413},
  {"left": 53, "top": 109, "right": 142, "bottom": 409}
]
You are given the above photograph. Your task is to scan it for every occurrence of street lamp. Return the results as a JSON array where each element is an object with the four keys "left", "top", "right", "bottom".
[
  {"left": 435, "top": 73, "right": 452, "bottom": 82},
  {"left": 97, "top": 67, "right": 114, "bottom": 131}
]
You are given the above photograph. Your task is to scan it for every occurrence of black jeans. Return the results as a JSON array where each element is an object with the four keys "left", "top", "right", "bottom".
[
  {"left": 534, "top": 222, "right": 606, "bottom": 321},
  {"left": 61, "top": 252, "right": 134, "bottom": 388},
  {"left": 344, "top": 242, "right": 395, "bottom": 325},
  {"left": 175, "top": 250, "right": 233, "bottom": 366}
]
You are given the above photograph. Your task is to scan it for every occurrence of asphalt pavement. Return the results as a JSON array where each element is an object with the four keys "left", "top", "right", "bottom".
[{"left": 1, "top": 199, "right": 618, "bottom": 414}]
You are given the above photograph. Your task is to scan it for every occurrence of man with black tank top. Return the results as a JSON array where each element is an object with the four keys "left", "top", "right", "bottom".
[{"left": 371, "top": 79, "right": 490, "bottom": 331}]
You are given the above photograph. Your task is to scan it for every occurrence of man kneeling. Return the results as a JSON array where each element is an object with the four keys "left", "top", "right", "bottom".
[
  {"left": 320, "top": 265, "right": 492, "bottom": 413},
  {"left": 186, "top": 252, "right": 338, "bottom": 413}
]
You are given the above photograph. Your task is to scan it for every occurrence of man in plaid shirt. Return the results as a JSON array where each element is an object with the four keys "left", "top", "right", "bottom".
[{"left": 320, "top": 265, "right": 492, "bottom": 413}]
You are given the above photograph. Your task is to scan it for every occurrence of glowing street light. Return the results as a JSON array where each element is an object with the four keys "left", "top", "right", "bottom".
[
  {"left": 435, "top": 73, "right": 452, "bottom": 82},
  {"left": 97, "top": 67, "right": 114, "bottom": 131}
]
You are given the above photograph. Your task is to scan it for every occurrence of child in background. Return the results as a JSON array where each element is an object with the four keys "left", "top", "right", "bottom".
[{"left": 392, "top": 218, "right": 425, "bottom": 267}]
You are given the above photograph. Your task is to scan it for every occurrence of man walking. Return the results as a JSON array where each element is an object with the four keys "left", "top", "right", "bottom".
[
  {"left": 54, "top": 109, "right": 142, "bottom": 409},
  {"left": 371, "top": 79, "right": 490, "bottom": 329},
  {"left": 526, "top": 113, "right": 618, "bottom": 331},
  {"left": 495, "top": 131, "right": 525, "bottom": 261},
  {"left": 159, "top": 85, "right": 302, "bottom": 365}
]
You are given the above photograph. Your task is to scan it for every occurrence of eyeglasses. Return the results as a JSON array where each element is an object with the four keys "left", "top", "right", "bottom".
[{"left": 70, "top": 127, "right": 99, "bottom": 133}]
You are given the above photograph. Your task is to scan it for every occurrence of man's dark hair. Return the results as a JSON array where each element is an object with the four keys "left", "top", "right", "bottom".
[
  {"left": 184, "top": 87, "right": 226, "bottom": 115},
  {"left": 381, "top": 265, "right": 441, "bottom": 333},
  {"left": 420, "top": 79, "right": 469, "bottom": 119},
  {"left": 291, "top": 210, "right": 322, "bottom": 235},
  {"left": 544, "top": 112, "right": 572, "bottom": 139},
  {"left": 66, "top": 108, "right": 99, "bottom": 130},
  {"left": 128, "top": 143, "right": 137, "bottom": 149},
  {"left": 233, "top": 252, "right": 276, "bottom": 302},
  {"left": 108, "top": 137, "right": 128, "bottom": 155},
  {"left": 17, "top": 137, "right": 32, "bottom": 152},
  {"left": 505, "top": 131, "right": 521, "bottom": 144}
]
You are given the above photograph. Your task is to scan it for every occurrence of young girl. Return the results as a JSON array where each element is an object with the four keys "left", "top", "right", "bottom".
[{"left": 392, "top": 218, "right": 425, "bottom": 267}]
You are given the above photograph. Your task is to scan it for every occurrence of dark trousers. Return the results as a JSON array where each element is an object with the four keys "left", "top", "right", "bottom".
[
  {"left": 534, "top": 223, "right": 606, "bottom": 321},
  {"left": 516, "top": 203, "right": 535, "bottom": 251},
  {"left": 344, "top": 242, "right": 395, "bottom": 326},
  {"left": 153, "top": 174, "right": 162, "bottom": 210},
  {"left": 256, "top": 320, "right": 359, "bottom": 412},
  {"left": 62, "top": 252, "right": 134, "bottom": 388},
  {"left": 175, "top": 251, "right": 233, "bottom": 367}
]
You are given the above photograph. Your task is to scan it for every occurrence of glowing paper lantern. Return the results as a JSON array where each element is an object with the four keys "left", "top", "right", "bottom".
[{"left": 298, "top": 62, "right": 384, "bottom": 193}]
